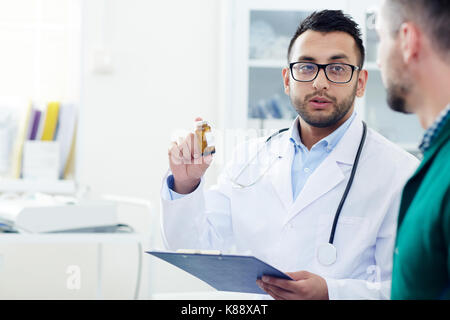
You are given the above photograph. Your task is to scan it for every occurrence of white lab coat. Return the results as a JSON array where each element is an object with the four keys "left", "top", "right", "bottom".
[{"left": 160, "top": 116, "right": 419, "bottom": 299}]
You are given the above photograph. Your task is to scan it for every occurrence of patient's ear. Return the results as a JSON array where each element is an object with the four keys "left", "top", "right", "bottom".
[{"left": 399, "top": 22, "right": 421, "bottom": 65}]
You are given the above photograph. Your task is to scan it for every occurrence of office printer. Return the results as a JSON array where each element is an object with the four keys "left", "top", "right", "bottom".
[{"left": 0, "top": 193, "right": 124, "bottom": 233}]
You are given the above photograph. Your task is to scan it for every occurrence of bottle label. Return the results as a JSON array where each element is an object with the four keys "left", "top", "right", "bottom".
[{"left": 205, "top": 132, "right": 215, "bottom": 147}]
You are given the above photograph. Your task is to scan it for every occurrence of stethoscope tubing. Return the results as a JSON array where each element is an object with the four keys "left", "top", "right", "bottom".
[
  {"left": 266, "top": 122, "right": 368, "bottom": 246},
  {"left": 230, "top": 120, "right": 368, "bottom": 265},
  {"left": 328, "top": 121, "right": 367, "bottom": 244}
]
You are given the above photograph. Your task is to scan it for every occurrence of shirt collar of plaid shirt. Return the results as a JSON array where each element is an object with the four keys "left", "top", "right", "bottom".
[{"left": 419, "top": 103, "right": 450, "bottom": 153}]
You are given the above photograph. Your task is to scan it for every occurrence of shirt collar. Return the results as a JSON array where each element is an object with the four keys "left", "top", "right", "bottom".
[
  {"left": 419, "top": 103, "right": 450, "bottom": 153},
  {"left": 289, "top": 111, "right": 357, "bottom": 151}
]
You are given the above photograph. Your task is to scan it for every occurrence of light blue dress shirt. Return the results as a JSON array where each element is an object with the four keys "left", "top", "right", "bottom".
[
  {"left": 290, "top": 112, "right": 356, "bottom": 200},
  {"left": 167, "top": 112, "right": 356, "bottom": 201},
  {"left": 167, "top": 174, "right": 185, "bottom": 200}
]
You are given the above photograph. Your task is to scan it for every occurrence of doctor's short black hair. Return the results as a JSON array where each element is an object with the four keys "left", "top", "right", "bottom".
[{"left": 287, "top": 10, "right": 365, "bottom": 68}]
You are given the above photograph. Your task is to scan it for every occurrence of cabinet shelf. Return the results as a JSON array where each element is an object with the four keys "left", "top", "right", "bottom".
[{"left": 248, "top": 59, "right": 286, "bottom": 68}]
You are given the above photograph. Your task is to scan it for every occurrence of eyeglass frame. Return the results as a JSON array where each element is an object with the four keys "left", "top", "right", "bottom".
[{"left": 289, "top": 62, "right": 361, "bottom": 84}]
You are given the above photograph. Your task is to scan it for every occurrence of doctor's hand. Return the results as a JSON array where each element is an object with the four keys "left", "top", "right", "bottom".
[
  {"left": 256, "top": 271, "right": 329, "bottom": 300},
  {"left": 168, "top": 117, "right": 213, "bottom": 194}
]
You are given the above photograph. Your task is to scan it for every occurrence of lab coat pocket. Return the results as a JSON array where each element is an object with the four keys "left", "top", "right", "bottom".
[
  {"left": 314, "top": 214, "right": 368, "bottom": 276},
  {"left": 315, "top": 214, "right": 367, "bottom": 237},
  {"left": 337, "top": 216, "right": 366, "bottom": 225},
  {"left": 330, "top": 215, "right": 368, "bottom": 248}
]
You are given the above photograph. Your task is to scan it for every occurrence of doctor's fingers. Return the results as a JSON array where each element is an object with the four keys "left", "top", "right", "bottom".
[
  {"left": 168, "top": 140, "right": 209, "bottom": 168},
  {"left": 257, "top": 280, "right": 284, "bottom": 300},
  {"left": 286, "top": 270, "right": 313, "bottom": 281},
  {"left": 184, "top": 132, "right": 211, "bottom": 165},
  {"left": 259, "top": 282, "right": 297, "bottom": 300},
  {"left": 177, "top": 138, "right": 195, "bottom": 164},
  {"left": 188, "top": 132, "right": 204, "bottom": 164},
  {"left": 168, "top": 141, "right": 181, "bottom": 162},
  {"left": 168, "top": 141, "right": 189, "bottom": 166},
  {"left": 265, "top": 288, "right": 286, "bottom": 301},
  {"left": 261, "top": 276, "right": 299, "bottom": 293},
  {"left": 177, "top": 133, "right": 203, "bottom": 163}
]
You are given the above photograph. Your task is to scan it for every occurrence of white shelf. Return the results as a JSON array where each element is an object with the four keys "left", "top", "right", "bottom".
[
  {"left": 0, "top": 179, "right": 77, "bottom": 195},
  {"left": 248, "top": 59, "right": 286, "bottom": 68}
]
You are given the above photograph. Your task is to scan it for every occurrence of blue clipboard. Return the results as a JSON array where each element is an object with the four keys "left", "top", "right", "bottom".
[{"left": 147, "top": 250, "right": 292, "bottom": 294}]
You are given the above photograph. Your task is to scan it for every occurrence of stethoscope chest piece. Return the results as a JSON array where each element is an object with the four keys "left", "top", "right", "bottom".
[{"left": 317, "top": 243, "right": 337, "bottom": 266}]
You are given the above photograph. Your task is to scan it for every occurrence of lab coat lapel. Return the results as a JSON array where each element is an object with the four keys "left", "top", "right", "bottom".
[
  {"left": 288, "top": 117, "right": 364, "bottom": 220},
  {"left": 266, "top": 130, "right": 295, "bottom": 212},
  {"left": 289, "top": 153, "right": 345, "bottom": 218}
]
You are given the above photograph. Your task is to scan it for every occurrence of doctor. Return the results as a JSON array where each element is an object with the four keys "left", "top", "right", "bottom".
[{"left": 161, "top": 10, "right": 418, "bottom": 299}]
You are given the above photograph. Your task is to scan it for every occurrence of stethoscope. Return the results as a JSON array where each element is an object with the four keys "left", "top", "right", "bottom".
[{"left": 229, "top": 121, "right": 367, "bottom": 266}]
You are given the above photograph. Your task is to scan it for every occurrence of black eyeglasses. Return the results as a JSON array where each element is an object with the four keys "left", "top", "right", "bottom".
[{"left": 289, "top": 62, "right": 361, "bottom": 84}]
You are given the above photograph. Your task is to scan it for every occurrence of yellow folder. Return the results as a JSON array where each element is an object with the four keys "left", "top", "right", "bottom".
[{"left": 41, "top": 102, "right": 60, "bottom": 141}]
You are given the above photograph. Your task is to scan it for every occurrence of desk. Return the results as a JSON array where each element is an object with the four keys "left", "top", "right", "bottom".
[{"left": 0, "top": 233, "right": 150, "bottom": 299}]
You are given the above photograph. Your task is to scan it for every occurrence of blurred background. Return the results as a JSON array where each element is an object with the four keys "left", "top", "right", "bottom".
[{"left": 0, "top": 0, "right": 423, "bottom": 299}]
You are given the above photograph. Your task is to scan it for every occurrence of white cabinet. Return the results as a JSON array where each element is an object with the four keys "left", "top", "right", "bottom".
[
  {"left": 0, "top": 234, "right": 149, "bottom": 299},
  {"left": 224, "top": 0, "right": 423, "bottom": 156},
  {"left": 225, "top": 0, "right": 347, "bottom": 132}
]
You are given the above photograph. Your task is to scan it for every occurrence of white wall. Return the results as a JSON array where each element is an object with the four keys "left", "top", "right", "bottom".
[{"left": 78, "top": 0, "right": 224, "bottom": 297}]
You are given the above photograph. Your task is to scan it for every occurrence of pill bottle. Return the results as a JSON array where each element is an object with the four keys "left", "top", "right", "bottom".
[{"left": 195, "top": 120, "right": 216, "bottom": 156}]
